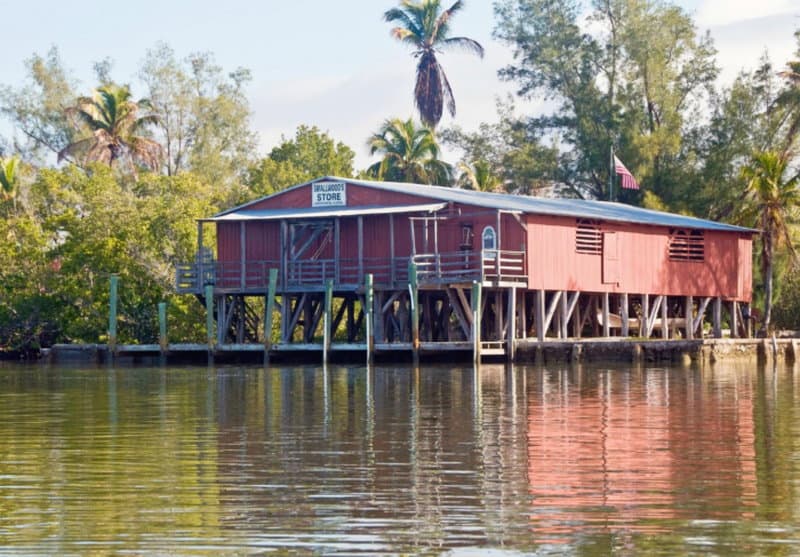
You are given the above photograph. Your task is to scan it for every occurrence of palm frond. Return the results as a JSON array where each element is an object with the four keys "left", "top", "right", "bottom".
[{"left": 440, "top": 36, "right": 484, "bottom": 57}]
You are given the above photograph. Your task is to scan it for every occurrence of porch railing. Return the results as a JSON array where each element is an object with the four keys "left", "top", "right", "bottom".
[{"left": 175, "top": 250, "right": 526, "bottom": 293}]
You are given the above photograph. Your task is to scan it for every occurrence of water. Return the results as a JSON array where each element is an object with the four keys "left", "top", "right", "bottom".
[{"left": 0, "top": 362, "right": 798, "bottom": 555}]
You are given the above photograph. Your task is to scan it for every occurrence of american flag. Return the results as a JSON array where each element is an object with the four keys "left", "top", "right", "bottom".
[{"left": 613, "top": 155, "right": 639, "bottom": 190}]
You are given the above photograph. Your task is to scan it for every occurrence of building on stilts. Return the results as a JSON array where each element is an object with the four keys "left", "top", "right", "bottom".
[{"left": 175, "top": 177, "right": 755, "bottom": 362}]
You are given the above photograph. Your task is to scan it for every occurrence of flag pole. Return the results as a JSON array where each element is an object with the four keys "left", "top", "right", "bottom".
[{"left": 609, "top": 145, "right": 614, "bottom": 202}]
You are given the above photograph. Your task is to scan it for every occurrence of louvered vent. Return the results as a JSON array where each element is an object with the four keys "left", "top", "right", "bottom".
[
  {"left": 576, "top": 219, "right": 602, "bottom": 254},
  {"left": 669, "top": 229, "right": 705, "bottom": 261}
]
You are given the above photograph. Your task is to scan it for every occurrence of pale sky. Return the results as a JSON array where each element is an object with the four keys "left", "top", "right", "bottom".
[{"left": 0, "top": 0, "right": 797, "bottom": 169}]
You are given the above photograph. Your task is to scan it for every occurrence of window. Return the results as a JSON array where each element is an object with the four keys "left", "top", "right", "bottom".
[
  {"left": 482, "top": 226, "right": 497, "bottom": 251},
  {"left": 669, "top": 229, "right": 705, "bottom": 261},
  {"left": 460, "top": 224, "right": 474, "bottom": 249},
  {"left": 576, "top": 219, "right": 602, "bottom": 254}
]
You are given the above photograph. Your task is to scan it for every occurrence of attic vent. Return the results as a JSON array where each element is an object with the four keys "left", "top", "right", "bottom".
[
  {"left": 669, "top": 229, "right": 705, "bottom": 261},
  {"left": 576, "top": 219, "right": 602, "bottom": 254}
]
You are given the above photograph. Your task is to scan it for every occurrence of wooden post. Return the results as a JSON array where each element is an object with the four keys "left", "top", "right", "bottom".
[
  {"left": 509, "top": 287, "right": 517, "bottom": 361},
  {"left": 205, "top": 284, "right": 214, "bottom": 350},
  {"left": 620, "top": 293, "right": 629, "bottom": 338},
  {"left": 365, "top": 274, "right": 374, "bottom": 365},
  {"left": 108, "top": 275, "right": 118, "bottom": 352},
  {"left": 685, "top": 296, "right": 694, "bottom": 340},
  {"left": 158, "top": 302, "right": 167, "bottom": 352},
  {"left": 358, "top": 216, "right": 364, "bottom": 280},
  {"left": 389, "top": 214, "right": 396, "bottom": 285},
  {"left": 334, "top": 218, "right": 341, "bottom": 285},
  {"left": 713, "top": 297, "right": 722, "bottom": 338},
  {"left": 602, "top": 292, "right": 610, "bottom": 337},
  {"left": 472, "top": 281, "right": 482, "bottom": 363},
  {"left": 264, "top": 269, "right": 278, "bottom": 351},
  {"left": 731, "top": 301, "right": 739, "bottom": 339},
  {"left": 520, "top": 291, "right": 527, "bottom": 340},
  {"left": 324, "top": 278, "right": 333, "bottom": 364},
  {"left": 661, "top": 295, "right": 669, "bottom": 339},
  {"left": 240, "top": 221, "right": 246, "bottom": 289},
  {"left": 409, "top": 262, "right": 419, "bottom": 365},
  {"left": 642, "top": 294, "right": 649, "bottom": 337},
  {"left": 197, "top": 221, "right": 204, "bottom": 292},
  {"left": 535, "top": 289, "right": 546, "bottom": 342},
  {"left": 495, "top": 290, "right": 503, "bottom": 342},
  {"left": 560, "top": 291, "right": 569, "bottom": 339}
]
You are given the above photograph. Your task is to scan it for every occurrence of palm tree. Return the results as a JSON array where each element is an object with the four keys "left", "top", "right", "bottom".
[
  {"left": 59, "top": 84, "right": 162, "bottom": 173},
  {"left": 384, "top": 0, "right": 484, "bottom": 129},
  {"left": 738, "top": 150, "right": 800, "bottom": 333},
  {"left": 367, "top": 117, "right": 452, "bottom": 184},
  {"left": 457, "top": 160, "right": 501, "bottom": 191}
]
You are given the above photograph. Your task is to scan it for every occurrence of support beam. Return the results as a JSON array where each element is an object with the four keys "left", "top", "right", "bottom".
[
  {"left": 158, "top": 302, "right": 167, "bottom": 352},
  {"left": 602, "top": 292, "right": 610, "bottom": 337},
  {"left": 323, "top": 279, "right": 333, "bottom": 364},
  {"left": 446, "top": 288, "right": 471, "bottom": 340},
  {"left": 620, "top": 293, "right": 629, "bottom": 338},
  {"left": 693, "top": 297, "right": 712, "bottom": 336},
  {"left": 205, "top": 284, "right": 214, "bottom": 349},
  {"left": 472, "top": 281, "right": 482, "bottom": 363},
  {"left": 264, "top": 269, "right": 278, "bottom": 354},
  {"left": 495, "top": 290, "right": 504, "bottom": 341},
  {"left": 559, "top": 291, "right": 569, "bottom": 339},
  {"left": 358, "top": 216, "right": 364, "bottom": 280},
  {"left": 389, "top": 215, "right": 396, "bottom": 285},
  {"left": 365, "top": 274, "right": 374, "bottom": 365},
  {"left": 661, "top": 295, "right": 669, "bottom": 339},
  {"left": 535, "top": 289, "right": 546, "bottom": 342},
  {"left": 409, "top": 262, "right": 419, "bottom": 365},
  {"left": 642, "top": 294, "right": 650, "bottom": 337},
  {"left": 240, "top": 221, "right": 246, "bottom": 289},
  {"left": 509, "top": 287, "right": 517, "bottom": 361},
  {"left": 108, "top": 275, "right": 118, "bottom": 352},
  {"left": 731, "top": 301, "right": 739, "bottom": 339},
  {"left": 713, "top": 297, "right": 722, "bottom": 338},
  {"left": 685, "top": 296, "right": 694, "bottom": 340},
  {"left": 334, "top": 218, "right": 340, "bottom": 284},
  {"left": 543, "top": 291, "right": 563, "bottom": 337}
]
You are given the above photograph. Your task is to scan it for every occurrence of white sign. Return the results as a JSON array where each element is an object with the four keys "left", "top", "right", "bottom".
[{"left": 312, "top": 181, "right": 347, "bottom": 207}]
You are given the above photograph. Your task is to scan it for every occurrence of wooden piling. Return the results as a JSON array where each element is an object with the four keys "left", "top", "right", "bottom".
[
  {"left": 409, "top": 262, "right": 419, "bottom": 366},
  {"left": 158, "top": 302, "right": 167, "bottom": 351},
  {"left": 205, "top": 284, "right": 214, "bottom": 350},
  {"left": 324, "top": 278, "right": 334, "bottom": 364},
  {"left": 108, "top": 275, "right": 118, "bottom": 353},
  {"left": 264, "top": 269, "right": 278, "bottom": 360},
  {"left": 472, "top": 281, "right": 482, "bottom": 363},
  {"left": 365, "top": 274, "right": 374, "bottom": 365}
]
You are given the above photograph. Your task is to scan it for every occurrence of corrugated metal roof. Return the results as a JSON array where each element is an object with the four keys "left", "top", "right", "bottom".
[
  {"left": 218, "top": 176, "right": 756, "bottom": 233},
  {"left": 205, "top": 202, "right": 447, "bottom": 222}
]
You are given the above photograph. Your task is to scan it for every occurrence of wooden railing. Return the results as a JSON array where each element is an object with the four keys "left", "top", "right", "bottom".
[{"left": 176, "top": 250, "right": 526, "bottom": 293}]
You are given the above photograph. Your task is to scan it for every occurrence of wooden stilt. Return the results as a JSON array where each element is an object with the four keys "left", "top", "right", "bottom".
[
  {"left": 560, "top": 291, "right": 569, "bottom": 339},
  {"left": 661, "top": 295, "right": 669, "bottom": 339},
  {"left": 602, "top": 292, "right": 610, "bottom": 337},
  {"left": 713, "top": 297, "right": 722, "bottom": 338},
  {"left": 158, "top": 302, "right": 167, "bottom": 353},
  {"left": 535, "top": 289, "right": 546, "bottom": 342},
  {"left": 264, "top": 269, "right": 278, "bottom": 355},
  {"left": 365, "top": 274, "right": 374, "bottom": 365},
  {"left": 520, "top": 291, "right": 528, "bottom": 340},
  {"left": 472, "top": 281, "right": 482, "bottom": 363},
  {"left": 509, "top": 287, "right": 517, "bottom": 361},
  {"left": 409, "top": 262, "right": 419, "bottom": 366},
  {"left": 642, "top": 294, "right": 649, "bottom": 337},
  {"left": 323, "top": 279, "right": 333, "bottom": 364},
  {"left": 731, "top": 301, "right": 739, "bottom": 339},
  {"left": 205, "top": 284, "right": 214, "bottom": 350},
  {"left": 620, "top": 293, "right": 629, "bottom": 338},
  {"left": 685, "top": 296, "right": 694, "bottom": 340}
]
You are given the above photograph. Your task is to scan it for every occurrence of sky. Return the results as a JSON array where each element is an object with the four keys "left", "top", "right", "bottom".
[{"left": 0, "top": 0, "right": 798, "bottom": 169}]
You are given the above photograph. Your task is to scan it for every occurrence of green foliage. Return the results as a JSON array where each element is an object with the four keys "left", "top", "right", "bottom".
[
  {"left": 246, "top": 126, "right": 355, "bottom": 197},
  {"left": 384, "top": 0, "right": 484, "bottom": 128},
  {"left": 367, "top": 117, "right": 452, "bottom": 184},
  {"left": 0, "top": 47, "right": 77, "bottom": 162}
]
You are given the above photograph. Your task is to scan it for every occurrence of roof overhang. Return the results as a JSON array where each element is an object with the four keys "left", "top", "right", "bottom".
[{"left": 201, "top": 203, "right": 448, "bottom": 223}]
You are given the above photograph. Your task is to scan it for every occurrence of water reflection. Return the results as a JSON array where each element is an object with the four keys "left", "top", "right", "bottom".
[{"left": 0, "top": 362, "right": 797, "bottom": 554}]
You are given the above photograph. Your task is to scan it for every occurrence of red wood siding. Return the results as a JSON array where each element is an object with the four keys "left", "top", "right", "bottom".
[{"left": 526, "top": 215, "right": 751, "bottom": 301}]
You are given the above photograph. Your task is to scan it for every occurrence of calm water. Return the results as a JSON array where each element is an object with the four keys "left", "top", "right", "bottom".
[{"left": 0, "top": 361, "right": 799, "bottom": 555}]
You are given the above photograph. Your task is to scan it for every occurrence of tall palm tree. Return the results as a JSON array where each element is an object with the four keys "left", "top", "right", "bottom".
[
  {"left": 457, "top": 160, "right": 501, "bottom": 191},
  {"left": 384, "top": 0, "right": 484, "bottom": 129},
  {"left": 59, "top": 84, "right": 162, "bottom": 173},
  {"left": 739, "top": 150, "right": 800, "bottom": 333},
  {"left": 367, "top": 117, "right": 452, "bottom": 184}
]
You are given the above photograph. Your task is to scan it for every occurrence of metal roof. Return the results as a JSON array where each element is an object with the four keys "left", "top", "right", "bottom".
[
  {"left": 217, "top": 176, "right": 755, "bottom": 234},
  {"left": 205, "top": 202, "right": 447, "bottom": 222}
]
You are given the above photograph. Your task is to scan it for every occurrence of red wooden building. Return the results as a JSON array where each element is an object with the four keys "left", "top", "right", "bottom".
[{"left": 177, "top": 176, "right": 755, "bottom": 359}]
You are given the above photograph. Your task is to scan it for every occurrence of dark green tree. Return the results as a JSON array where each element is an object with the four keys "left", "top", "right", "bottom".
[
  {"left": 384, "top": 0, "right": 484, "bottom": 129},
  {"left": 367, "top": 117, "right": 452, "bottom": 184}
]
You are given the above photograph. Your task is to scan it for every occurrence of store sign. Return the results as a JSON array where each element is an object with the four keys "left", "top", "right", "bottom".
[{"left": 312, "top": 181, "right": 346, "bottom": 207}]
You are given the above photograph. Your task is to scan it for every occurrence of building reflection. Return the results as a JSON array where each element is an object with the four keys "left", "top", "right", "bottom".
[{"left": 525, "top": 364, "right": 758, "bottom": 545}]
